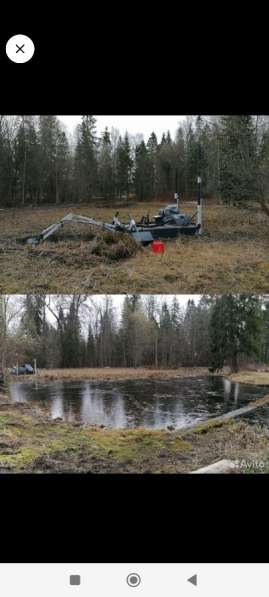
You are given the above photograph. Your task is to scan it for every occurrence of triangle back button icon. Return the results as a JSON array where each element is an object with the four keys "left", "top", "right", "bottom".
[{"left": 187, "top": 574, "right": 197, "bottom": 586}]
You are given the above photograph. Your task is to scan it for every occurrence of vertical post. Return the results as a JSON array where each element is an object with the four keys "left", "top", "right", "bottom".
[
  {"left": 22, "top": 115, "right": 26, "bottom": 207},
  {"left": 197, "top": 118, "right": 203, "bottom": 234},
  {"left": 174, "top": 168, "right": 179, "bottom": 210},
  {"left": 34, "top": 359, "right": 37, "bottom": 376},
  {"left": 197, "top": 175, "right": 202, "bottom": 234},
  {"left": 16, "top": 362, "right": 19, "bottom": 376}
]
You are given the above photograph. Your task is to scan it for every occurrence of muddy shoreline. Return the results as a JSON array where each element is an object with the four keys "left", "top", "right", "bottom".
[
  {"left": 1, "top": 378, "right": 269, "bottom": 474},
  {"left": 9, "top": 366, "right": 269, "bottom": 386},
  {"left": 8, "top": 366, "right": 225, "bottom": 384}
]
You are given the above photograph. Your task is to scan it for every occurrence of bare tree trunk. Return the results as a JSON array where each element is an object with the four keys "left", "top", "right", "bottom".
[
  {"left": 255, "top": 115, "right": 260, "bottom": 147},
  {"left": 55, "top": 143, "right": 59, "bottom": 204},
  {"left": 258, "top": 197, "right": 269, "bottom": 218},
  {"left": 231, "top": 350, "right": 239, "bottom": 373},
  {"left": 22, "top": 116, "right": 26, "bottom": 206},
  {"left": 154, "top": 333, "right": 158, "bottom": 368},
  {"left": 0, "top": 297, "right": 8, "bottom": 378}
]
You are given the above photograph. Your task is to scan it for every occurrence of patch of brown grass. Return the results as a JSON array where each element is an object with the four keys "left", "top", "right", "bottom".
[
  {"left": 1, "top": 398, "right": 269, "bottom": 473},
  {"left": 1, "top": 200, "right": 269, "bottom": 293},
  {"left": 26, "top": 366, "right": 211, "bottom": 383},
  {"left": 228, "top": 370, "right": 269, "bottom": 386}
]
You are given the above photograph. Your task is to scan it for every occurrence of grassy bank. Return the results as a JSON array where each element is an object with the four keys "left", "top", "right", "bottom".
[
  {"left": 1, "top": 200, "right": 269, "bottom": 293},
  {"left": 4, "top": 368, "right": 269, "bottom": 473},
  {"left": 24, "top": 367, "right": 213, "bottom": 383},
  {"left": 1, "top": 386, "right": 269, "bottom": 473},
  {"left": 228, "top": 370, "right": 269, "bottom": 386}
]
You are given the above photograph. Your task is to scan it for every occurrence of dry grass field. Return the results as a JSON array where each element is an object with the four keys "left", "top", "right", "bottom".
[
  {"left": 229, "top": 370, "right": 269, "bottom": 385},
  {"left": 0, "top": 199, "right": 269, "bottom": 293},
  {"left": 31, "top": 366, "right": 212, "bottom": 382}
]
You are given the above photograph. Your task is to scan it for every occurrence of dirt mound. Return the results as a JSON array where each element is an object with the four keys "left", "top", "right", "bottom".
[
  {"left": 30, "top": 230, "right": 140, "bottom": 265},
  {"left": 91, "top": 231, "right": 139, "bottom": 260}
]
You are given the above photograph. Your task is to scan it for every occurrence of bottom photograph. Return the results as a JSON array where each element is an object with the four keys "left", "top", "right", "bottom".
[{"left": 0, "top": 293, "right": 269, "bottom": 474}]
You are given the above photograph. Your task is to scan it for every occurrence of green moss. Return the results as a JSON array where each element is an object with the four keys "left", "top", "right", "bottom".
[
  {"left": 2, "top": 401, "right": 267, "bottom": 473},
  {"left": 0, "top": 411, "right": 193, "bottom": 472},
  {"left": 0, "top": 446, "right": 42, "bottom": 469},
  {"left": 191, "top": 418, "right": 232, "bottom": 434}
]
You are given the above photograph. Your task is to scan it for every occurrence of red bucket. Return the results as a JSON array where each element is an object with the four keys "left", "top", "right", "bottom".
[{"left": 151, "top": 240, "right": 165, "bottom": 254}]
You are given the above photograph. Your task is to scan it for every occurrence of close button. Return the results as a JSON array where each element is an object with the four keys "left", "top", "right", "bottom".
[{"left": 6, "top": 34, "right": 35, "bottom": 63}]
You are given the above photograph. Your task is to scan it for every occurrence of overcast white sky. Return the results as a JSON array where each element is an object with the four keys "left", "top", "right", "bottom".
[
  {"left": 7, "top": 294, "right": 201, "bottom": 331},
  {"left": 58, "top": 115, "right": 187, "bottom": 143}
]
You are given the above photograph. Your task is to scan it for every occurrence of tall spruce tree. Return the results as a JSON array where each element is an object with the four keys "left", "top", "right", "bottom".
[
  {"left": 74, "top": 115, "right": 98, "bottom": 201},
  {"left": 147, "top": 132, "right": 159, "bottom": 198},
  {"left": 209, "top": 295, "right": 262, "bottom": 372},
  {"left": 98, "top": 128, "right": 113, "bottom": 199},
  {"left": 219, "top": 115, "right": 257, "bottom": 204},
  {"left": 115, "top": 133, "right": 132, "bottom": 199},
  {"left": 38, "top": 115, "right": 60, "bottom": 203},
  {"left": 134, "top": 141, "right": 152, "bottom": 200}
]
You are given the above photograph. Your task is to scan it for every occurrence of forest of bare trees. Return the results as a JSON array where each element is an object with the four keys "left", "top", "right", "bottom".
[
  {"left": 1, "top": 294, "right": 269, "bottom": 374},
  {"left": 1, "top": 115, "right": 269, "bottom": 211}
]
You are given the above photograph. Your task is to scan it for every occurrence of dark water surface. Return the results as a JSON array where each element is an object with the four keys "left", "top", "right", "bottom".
[{"left": 8, "top": 376, "right": 269, "bottom": 429}]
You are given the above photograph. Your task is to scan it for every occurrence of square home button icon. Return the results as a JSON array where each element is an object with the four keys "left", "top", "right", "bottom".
[{"left": 70, "top": 575, "right": 81, "bottom": 586}]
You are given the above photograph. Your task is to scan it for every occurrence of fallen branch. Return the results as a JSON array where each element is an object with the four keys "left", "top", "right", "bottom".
[
  {"left": 258, "top": 198, "right": 269, "bottom": 218},
  {"left": 190, "top": 459, "right": 237, "bottom": 474},
  {"left": 181, "top": 394, "right": 269, "bottom": 434}
]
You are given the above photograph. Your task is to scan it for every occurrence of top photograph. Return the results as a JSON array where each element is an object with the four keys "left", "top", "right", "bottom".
[{"left": 0, "top": 114, "right": 268, "bottom": 295}]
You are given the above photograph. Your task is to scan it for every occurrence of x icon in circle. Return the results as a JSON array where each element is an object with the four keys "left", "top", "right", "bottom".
[
  {"left": 6, "top": 35, "right": 35, "bottom": 63},
  {"left": 16, "top": 44, "right": 25, "bottom": 53}
]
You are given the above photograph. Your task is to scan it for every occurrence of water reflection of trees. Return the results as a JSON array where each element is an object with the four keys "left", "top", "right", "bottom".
[{"left": 9, "top": 378, "right": 268, "bottom": 429}]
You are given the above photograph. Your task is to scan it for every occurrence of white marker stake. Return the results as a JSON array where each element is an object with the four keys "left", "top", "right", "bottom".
[
  {"left": 197, "top": 176, "right": 202, "bottom": 235},
  {"left": 197, "top": 201, "right": 203, "bottom": 234}
]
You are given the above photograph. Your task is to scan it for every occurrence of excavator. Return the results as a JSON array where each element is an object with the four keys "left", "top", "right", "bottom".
[{"left": 23, "top": 176, "right": 203, "bottom": 247}]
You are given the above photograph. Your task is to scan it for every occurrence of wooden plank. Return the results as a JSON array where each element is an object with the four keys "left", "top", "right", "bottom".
[
  {"left": 181, "top": 394, "right": 269, "bottom": 434},
  {"left": 190, "top": 459, "right": 237, "bottom": 474}
]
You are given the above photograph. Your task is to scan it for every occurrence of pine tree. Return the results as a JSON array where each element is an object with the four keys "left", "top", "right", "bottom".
[
  {"left": 86, "top": 323, "right": 96, "bottom": 367},
  {"left": 98, "top": 128, "right": 113, "bottom": 199},
  {"left": 159, "top": 302, "right": 173, "bottom": 367},
  {"left": 219, "top": 115, "right": 257, "bottom": 204},
  {"left": 74, "top": 115, "right": 98, "bottom": 201},
  {"left": 147, "top": 132, "right": 159, "bottom": 199},
  {"left": 209, "top": 295, "right": 262, "bottom": 372},
  {"left": 96, "top": 297, "right": 115, "bottom": 367},
  {"left": 158, "top": 135, "right": 176, "bottom": 198},
  {"left": 119, "top": 295, "right": 142, "bottom": 366},
  {"left": 115, "top": 133, "right": 132, "bottom": 199},
  {"left": 134, "top": 141, "right": 152, "bottom": 200},
  {"left": 174, "top": 126, "right": 186, "bottom": 197},
  {"left": 170, "top": 297, "right": 183, "bottom": 367},
  {"left": 144, "top": 295, "right": 160, "bottom": 367},
  {"left": 183, "top": 299, "right": 198, "bottom": 366},
  {"left": 61, "top": 298, "right": 81, "bottom": 368},
  {"left": 21, "top": 295, "right": 46, "bottom": 338},
  {"left": 166, "top": 131, "right": 172, "bottom": 144},
  {"left": 38, "top": 115, "right": 60, "bottom": 203},
  {"left": 55, "top": 129, "right": 70, "bottom": 204},
  {"left": 185, "top": 123, "right": 199, "bottom": 198},
  {"left": 20, "top": 295, "right": 48, "bottom": 367},
  {"left": 120, "top": 296, "right": 133, "bottom": 366},
  {"left": 0, "top": 116, "right": 20, "bottom": 207}
]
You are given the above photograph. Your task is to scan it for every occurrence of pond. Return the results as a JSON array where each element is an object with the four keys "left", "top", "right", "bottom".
[{"left": 8, "top": 376, "right": 269, "bottom": 429}]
